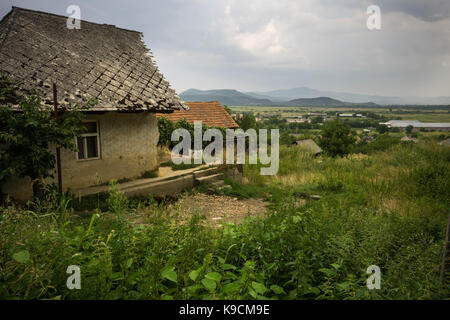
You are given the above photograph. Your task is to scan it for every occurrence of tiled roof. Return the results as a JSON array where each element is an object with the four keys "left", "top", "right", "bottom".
[
  {"left": 156, "top": 101, "right": 239, "bottom": 128},
  {"left": 0, "top": 7, "right": 186, "bottom": 112}
]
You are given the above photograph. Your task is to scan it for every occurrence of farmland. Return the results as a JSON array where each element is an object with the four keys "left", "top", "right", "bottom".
[{"left": 230, "top": 105, "right": 450, "bottom": 122}]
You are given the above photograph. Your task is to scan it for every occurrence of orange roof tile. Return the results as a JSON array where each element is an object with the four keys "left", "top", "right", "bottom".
[{"left": 156, "top": 101, "right": 239, "bottom": 128}]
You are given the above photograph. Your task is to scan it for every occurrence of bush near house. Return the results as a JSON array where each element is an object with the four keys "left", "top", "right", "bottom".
[
  {"left": 0, "top": 76, "right": 97, "bottom": 197},
  {"left": 0, "top": 140, "right": 448, "bottom": 300},
  {"left": 157, "top": 117, "right": 226, "bottom": 149}
]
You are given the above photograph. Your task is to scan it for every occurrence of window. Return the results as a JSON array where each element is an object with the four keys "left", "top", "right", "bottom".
[{"left": 76, "top": 121, "right": 100, "bottom": 160}]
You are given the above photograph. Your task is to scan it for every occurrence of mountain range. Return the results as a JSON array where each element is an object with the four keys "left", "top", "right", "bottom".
[{"left": 179, "top": 87, "right": 450, "bottom": 106}]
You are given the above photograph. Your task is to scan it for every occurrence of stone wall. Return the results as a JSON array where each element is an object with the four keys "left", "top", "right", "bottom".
[{"left": 2, "top": 112, "right": 159, "bottom": 201}]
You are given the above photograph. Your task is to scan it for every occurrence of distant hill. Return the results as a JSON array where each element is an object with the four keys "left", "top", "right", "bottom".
[
  {"left": 179, "top": 89, "right": 376, "bottom": 107},
  {"left": 246, "top": 87, "right": 450, "bottom": 105},
  {"left": 179, "top": 89, "right": 272, "bottom": 106},
  {"left": 181, "top": 87, "right": 450, "bottom": 106},
  {"left": 285, "top": 97, "right": 347, "bottom": 107}
]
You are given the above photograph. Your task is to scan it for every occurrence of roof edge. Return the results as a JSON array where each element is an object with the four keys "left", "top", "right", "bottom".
[{"left": 7, "top": 6, "right": 142, "bottom": 34}]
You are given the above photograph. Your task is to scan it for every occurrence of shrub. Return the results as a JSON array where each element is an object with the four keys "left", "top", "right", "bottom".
[
  {"left": 106, "top": 180, "right": 128, "bottom": 215},
  {"left": 353, "top": 134, "right": 400, "bottom": 154},
  {"left": 319, "top": 120, "right": 355, "bottom": 157}
]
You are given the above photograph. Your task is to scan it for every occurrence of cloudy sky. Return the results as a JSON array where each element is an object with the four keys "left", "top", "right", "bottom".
[{"left": 1, "top": 0, "right": 450, "bottom": 97}]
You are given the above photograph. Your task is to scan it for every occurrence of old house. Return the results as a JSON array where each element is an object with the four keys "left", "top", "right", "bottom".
[
  {"left": 293, "top": 139, "right": 322, "bottom": 156},
  {"left": 400, "top": 136, "right": 418, "bottom": 143},
  {"left": 0, "top": 7, "right": 186, "bottom": 201},
  {"left": 156, "top": 101, "right": 239, "bottom": 129}
]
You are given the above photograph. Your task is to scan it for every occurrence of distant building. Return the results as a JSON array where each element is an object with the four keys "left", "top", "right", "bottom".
[
  {"left": 308, "top": 113, "right": 327, "bottom": 117},
  {"left": 379, "top": 120, "right": 450, "bottom": 132},
  {"left": 284, "top": 116, "right": 306, "bottom": 123},
  {"left": 286, "top": 118, "right": 306, "bottom": 123},
  {"left": 338, "top": 113, "right": 363, "bottom": 118},
  {"left": 401, "top": 136, "right": 418, "bottom": 143}
]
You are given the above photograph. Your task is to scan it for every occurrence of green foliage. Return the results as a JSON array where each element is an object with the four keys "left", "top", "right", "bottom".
[
  {"left": 406, "top": 125, "right": 414, "bottom": 134},
  {"left": 318, "top": 120, "right": 355, "bottom": 157},
  {"left": 410, "top": 165, "right": 450, "bottom": 204},
  {"left": 376, "top": 123, "right": 388, "bottom": 134},
  {"left": 106, "top": 180, "right": 128, "bottom": 215},
  {"left": 237, "top": 113, "right": 257, "bottom": 130},
  {"left": 0, "top": 141, "right": 448, "bottom": 300},
  {"left": 139, "top": 170, "right": 158, "bottom": 179},
  {"left": 0, "top": 75, "right": 96, "bottom": 195},
  {"left": 157, "top": 117, "right": 225, "bottom": 149},
  {"left": 157, "top": 116, "right": 176, "bottom": 147},
  {"left": 353, "top": 134, "right": 400, "bottom": 154},
  {"left": 280, "top": 132, "right": 295, "bottom": 146}
]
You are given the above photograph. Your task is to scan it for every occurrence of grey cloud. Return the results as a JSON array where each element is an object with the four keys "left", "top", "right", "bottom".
[{"left": 0, "top": 0, "right": 449, "bottom": 97}]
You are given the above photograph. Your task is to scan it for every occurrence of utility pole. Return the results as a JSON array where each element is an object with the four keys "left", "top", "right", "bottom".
[{"left": 53, "top": 83, "right": 63, "bottom": 194}]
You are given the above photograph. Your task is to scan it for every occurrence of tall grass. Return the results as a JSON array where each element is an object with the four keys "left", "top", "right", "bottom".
[{"left": 0, "top": 141, "right": 448, "bottom": 299}]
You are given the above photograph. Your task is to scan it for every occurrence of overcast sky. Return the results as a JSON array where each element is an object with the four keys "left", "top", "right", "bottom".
[{"left": 1, "top": 0, "right": 450, "bottom": 97}]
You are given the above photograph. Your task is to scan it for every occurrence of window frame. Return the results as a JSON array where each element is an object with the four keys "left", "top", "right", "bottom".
[{"left": 75, "top": 120, "right": 101, "bottom": 161}]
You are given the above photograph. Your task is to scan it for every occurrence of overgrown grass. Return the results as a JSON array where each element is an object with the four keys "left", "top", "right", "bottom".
[
  {"left": 0, "top": 140, "right": 448, "bottom": 299},
  {"left": 139, "top": 170, "right": 158, "bottom": 179}
]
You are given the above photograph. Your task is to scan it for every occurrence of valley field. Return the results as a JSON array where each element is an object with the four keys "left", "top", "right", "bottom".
[{"left": 231, "top": 106, "right": 450, "bottom": 122}]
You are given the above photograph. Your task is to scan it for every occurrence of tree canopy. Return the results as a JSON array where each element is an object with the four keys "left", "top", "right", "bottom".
[{"left": 318, "top": 119, "right": 355, "bottom": 157}]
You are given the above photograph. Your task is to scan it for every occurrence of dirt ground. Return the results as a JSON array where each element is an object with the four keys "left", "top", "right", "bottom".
[{"left": 165, "top": 193, "right": 269, "bottom": 226}]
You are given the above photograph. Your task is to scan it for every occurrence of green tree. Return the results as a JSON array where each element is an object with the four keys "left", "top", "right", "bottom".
[
  {"left": 318, "top": 120, "right": 355, "bottom": 157},
  {"left": 157, "top": 116, "right": 175, "bottom": 147},
  {"left": 406, "top": 125, "right": 413, "bottom": 135},
  {"left": 0, "top": 76, "right": 94, "bottom": 196},
  {"left": 311, "top": 116, "right": 323, "bottom": 124},
  {"left": 376, "top": 123, "right": 388, "bottom": 134},
  {"left": 280, "top": 132, "right": 295, "bottom": 146},
  {"left": 237, "top": 113, "right": 257, "bottom": 130}
]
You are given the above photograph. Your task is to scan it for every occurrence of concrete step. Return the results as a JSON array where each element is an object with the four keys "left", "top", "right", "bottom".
[
  {"left": 195, "top": 172, "right": 224, "bottom": 185},
  {"left": 119, "top": 165, "right": 211, "bottom": 192},
  {"left": 210, "top": 180, "right": 225, "bottom": 188},
  {"left": 122, "top": 174, "right": 194, "bottom": 198},
  {"left": 204, "top": 180, "right": 227, "bottom": 194},
  {"left": 193, "top": 166, "right": 220, "bottom": 179}
]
